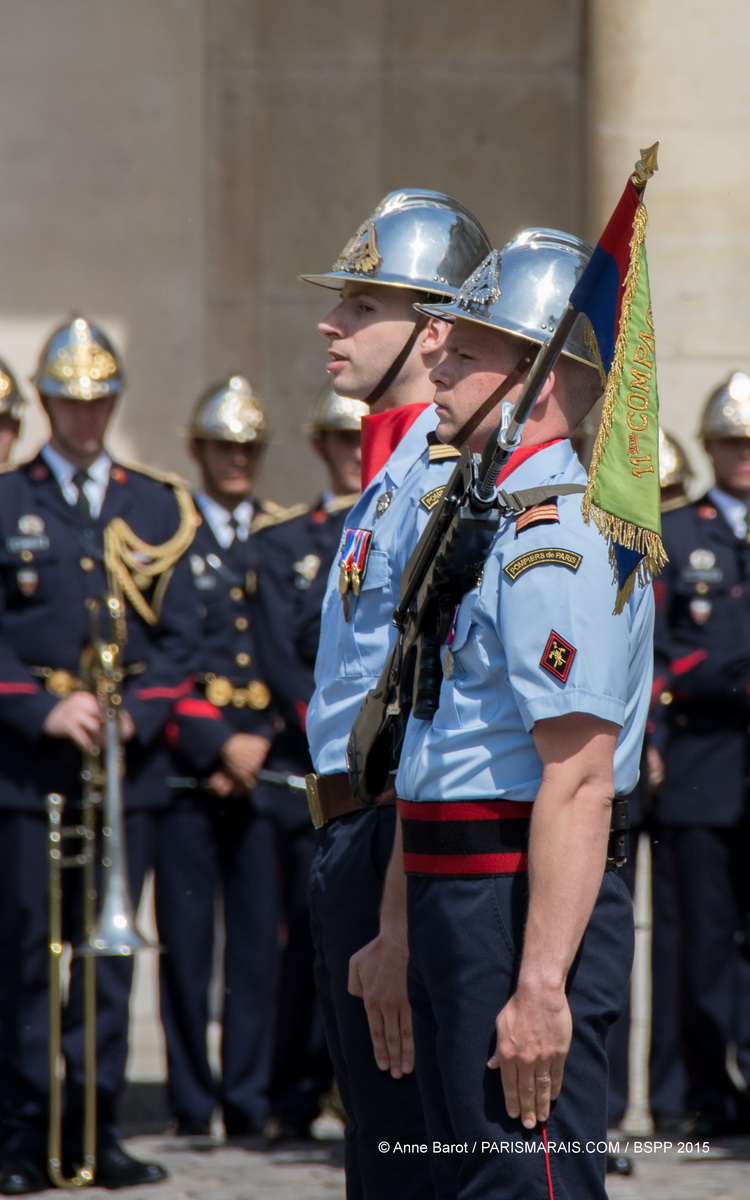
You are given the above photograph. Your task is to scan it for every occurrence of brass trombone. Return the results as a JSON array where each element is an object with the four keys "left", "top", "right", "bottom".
[{"left": 47, "top": 594, "right": 159, "bottom": 1189}]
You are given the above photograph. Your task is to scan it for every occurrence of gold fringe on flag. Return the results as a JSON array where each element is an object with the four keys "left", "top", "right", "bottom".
[{"left": 582, "top": 202, "right": 667, "bottom": 612}]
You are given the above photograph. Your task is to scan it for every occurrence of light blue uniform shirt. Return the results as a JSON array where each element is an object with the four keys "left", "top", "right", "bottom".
[
  {"left": 396, "top": 440, "right": 654, "bottom": 802},
  {"left": 307, "top": 405, "right": 458, "bottom": 775}
]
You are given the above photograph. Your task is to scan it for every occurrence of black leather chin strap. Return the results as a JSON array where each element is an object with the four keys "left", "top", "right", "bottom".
[
  {"left": 364, "top": 313, "right": 428, "bottom": 406},
  {"left": 451, "top": 344, "right": 539, "bottom": 451}
]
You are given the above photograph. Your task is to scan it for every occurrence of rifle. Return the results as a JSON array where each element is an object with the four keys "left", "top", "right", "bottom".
[{"left": 346, "top": 307, "right": 584, "bottom": 807}]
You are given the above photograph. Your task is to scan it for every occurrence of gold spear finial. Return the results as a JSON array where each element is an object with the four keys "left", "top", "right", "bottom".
[{"left": 632, "top": 142, "right": 660, "bottom": 189}]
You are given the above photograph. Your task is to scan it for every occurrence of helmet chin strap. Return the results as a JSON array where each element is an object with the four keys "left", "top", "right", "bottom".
[
  {"left": 451, "top": 343, "right": 539, "bottom": 451},
  {"left": 364, "top": 313, "right": 428, "bottom": 406}
]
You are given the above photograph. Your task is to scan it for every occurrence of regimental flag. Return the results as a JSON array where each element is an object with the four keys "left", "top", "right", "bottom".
[{"left": 571, "top": 146, "right": 666, "bottom": 613}]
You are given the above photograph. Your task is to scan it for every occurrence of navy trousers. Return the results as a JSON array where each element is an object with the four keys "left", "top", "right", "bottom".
[
  {"left": 0, "top": 808, "right": 159, "bottom": 1160},
  {"left": 309, "top": 807, "right": 434, "bottom": 1199},
  {"left": 407, "top": 871, "right": 634, "bottom": 1200},
  {"left": 154, "top": 792, "right": 278, "bottom": 1130}
]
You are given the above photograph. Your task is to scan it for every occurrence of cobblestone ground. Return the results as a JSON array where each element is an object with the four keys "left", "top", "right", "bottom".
[{"left": 21, "top": 1128, "right": 750, "bottom": 1198}]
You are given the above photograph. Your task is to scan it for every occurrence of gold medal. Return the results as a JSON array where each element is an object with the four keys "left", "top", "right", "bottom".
[{"left": 338, "top": 560, "right": 350, "bottom": 595}]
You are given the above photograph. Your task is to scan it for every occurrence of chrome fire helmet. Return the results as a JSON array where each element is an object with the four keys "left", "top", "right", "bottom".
[
  {"left": 300, "top": 189, "right": 492, "bottom": 298},
  {"left": 659, "top": 427, "right": 692, "bottom": 490},
  {"left": 0, "top": 359, "right": 26, "bottom": 420},
  {"left": 32, "top": 314, "right": 124, "bottom": 400},
  {"left": 416, "top": 229, "right": 600, "bottom": 369},
  {"left": 307, "top": 383, "right": 368, "bottom": 434},
  {"left": 699, "top": 371, "right": 750, "bottom": 440},
  {"left": 187, "top": 375, "right": 270, "bottom": 444}
]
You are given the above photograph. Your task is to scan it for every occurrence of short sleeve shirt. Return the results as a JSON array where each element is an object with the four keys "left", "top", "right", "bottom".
[
  {"left": 395, "top": 440, "right": 655, "bottom": 802},
  {"left": 307, "top": 405, "right": 459, "bottom": 775}
]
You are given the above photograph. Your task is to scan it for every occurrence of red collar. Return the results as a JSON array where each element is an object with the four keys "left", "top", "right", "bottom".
[
  {"left": 497, "top": 438, "right": 563, "bottom": 483},
  {"left": 360, "top": 403, "right": 431, "bottom": 488}
]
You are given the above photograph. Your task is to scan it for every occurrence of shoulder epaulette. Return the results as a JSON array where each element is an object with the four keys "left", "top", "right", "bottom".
[
  {"left": 251, "top": 501, "right": 310, "bottom": 534},
  {"left": 661, "top": 495, "right": 691, "bottom": 514},
  {"left": 426, "top": 431, "right": 461, "bottom": 463},
  {"left": 322, "top": 492, "right": 359, "bottom": 515},
  {"left": 0, "top": 457, "right": 31, "bottom": 476},
  {"left": 115, "top": 459, "right": 193, "bottom": 490}
]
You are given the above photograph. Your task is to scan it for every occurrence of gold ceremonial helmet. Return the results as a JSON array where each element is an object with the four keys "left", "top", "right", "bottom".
[
  {"left": 307, "top": 383, "right": 368, "bottom": 434},
  {"left": 32, "top": 314, "right": 124, "bottom": 401},
  {"left": 700, "top": 371, "right": 750, "bottom": 440},
  {"left": 659, "top": 427, "right": 692, "bottom": 490},
  {"left": 187, "top": 375, "right": 270, "bottom": 444},
  {"left": 0, "top": 358, "right": 26, "bottom": 419}
]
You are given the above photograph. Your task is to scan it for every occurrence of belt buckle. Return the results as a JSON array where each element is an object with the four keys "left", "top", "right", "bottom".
[
  {"left": 305, "top": 773, "right": 325, "bottom": 830},
  {"left": 46, "top": 669, "right": 78, "bottom": 699}
]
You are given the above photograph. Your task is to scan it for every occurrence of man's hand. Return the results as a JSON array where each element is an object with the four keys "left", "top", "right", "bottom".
[
  {"left": 117, "top": 708, "right": 136, "bottom": 743},
  {"left": 348, "top": 931, "right": 414, "bottom": 1079},
  {"left": 646, "top": 743, "right": 664, "bottom": 788},
  {"left": 205, "top": 768, "right": 245, "bottom": 799},
  {"left": 489, "top": 980, "right": 571, "bottom": 1128},
  {"left": 220, "top": 733, "right": 270, "bottom": 790},
  {"left": 42, "top": 692, "right": 102, "bottom": 752}
]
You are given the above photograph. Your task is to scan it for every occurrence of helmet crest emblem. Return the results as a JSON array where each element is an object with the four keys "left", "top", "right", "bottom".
[
  {"left": 455, "top": 250, "right": 502, "bottom": 312},
  {"left": 333, "top": 219, "right": 383, "bottom": 275}
]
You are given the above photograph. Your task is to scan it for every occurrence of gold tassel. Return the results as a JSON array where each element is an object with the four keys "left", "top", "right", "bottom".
[
  {"left": 103, "top": 484, "right": 197, "bottom": 625},
  {"left": 583, "top": 202, "right": 650, "bottom": 524}
]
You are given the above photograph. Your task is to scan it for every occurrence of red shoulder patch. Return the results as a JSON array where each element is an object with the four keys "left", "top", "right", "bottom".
[
  {"left": 697, "top": 505, "right": 717, "bottom": 520},
  {"left": 111, "top": 466, "right": 128, "bottom": 484},
  {"left": 540, "top": 630, "right": 576, "bottom": 683},
  {"left": 311, "top": 509, "right": 327, "bottom": 524},
  {"left": 29, "top": 464, "right": 49, "bottom": 481}
]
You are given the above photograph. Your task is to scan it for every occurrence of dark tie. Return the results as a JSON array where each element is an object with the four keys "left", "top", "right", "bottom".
[
  {"left": 72, "top": 469, "right": 92, "bottom": 522},
  {"left": 227, "top": 514, "right": 239, "bottom": 545}
]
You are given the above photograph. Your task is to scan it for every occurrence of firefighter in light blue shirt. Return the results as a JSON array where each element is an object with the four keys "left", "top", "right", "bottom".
[
  {"left": 391, "top": 232, "right": 654, "bottom": 1200},
  {"left": 302, "top": 190, "right": 491, "bottom": 1200}
]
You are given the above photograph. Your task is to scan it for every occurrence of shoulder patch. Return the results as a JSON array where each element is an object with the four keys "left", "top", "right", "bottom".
[
  {"left": 516, "top": 501, "right": 559, "bottom": 533},
  {"left": 540, "top": 630, "right": 576, "bottom": 683},
  {"left": 504, "top": 547, "right": 582, "bottom": 581},
  {"left": 420, "top": 485, "right": 446, "bottom": 512},
  {"left": 696, "top": 504, "right": 717, "bottom": 520}
]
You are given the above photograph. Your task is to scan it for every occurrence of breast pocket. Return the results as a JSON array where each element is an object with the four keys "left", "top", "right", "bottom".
[
  {"left": 341, "top": 548, "right": 395, "bottom": 679},
  {"left": 433, "top": 600, "right": 504, "bottom": 731}
]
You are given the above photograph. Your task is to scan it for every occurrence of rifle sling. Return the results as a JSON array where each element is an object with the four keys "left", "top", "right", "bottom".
[{"left": 495, "top": 483, "right": 586, "bottom": 513}]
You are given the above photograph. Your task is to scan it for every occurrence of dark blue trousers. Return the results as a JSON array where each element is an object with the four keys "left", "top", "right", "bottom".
[
  {"left": 651, "top": 824, "right": 750, "bottom": 1123},
  {"left": 154, "top": 792, "right": 278, "bottom": 1129},
  {"left": 407, "top": 872, "right": 633, "bottom": 1200},
  {"left": 0, "top": 808, "right": 159, "bottom": 1160},
  {"left": 252, "top": 780, "right": 332, "bottom": 1125},
  {"left": 309, "top": 807, "right": 434, "bottom": 1199}
]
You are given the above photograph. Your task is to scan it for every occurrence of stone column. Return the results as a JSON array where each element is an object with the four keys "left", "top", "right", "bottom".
[{"left": 587, "top": 0, "right": 750, "bottom": 481}]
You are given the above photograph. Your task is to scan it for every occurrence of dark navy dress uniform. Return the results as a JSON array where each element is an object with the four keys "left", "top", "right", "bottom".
[
  {"left": 154, "top": 494, "right": 281, "bottom": 1135},
  {"left": 650, "top": 490, "right": 750, "bottom": 1130},
  {"left": 0, "top": 451, "right": 198, "bottom": 1163},
  {"left": 252, "top": 494, "right": 357, "bottom": 1132}
]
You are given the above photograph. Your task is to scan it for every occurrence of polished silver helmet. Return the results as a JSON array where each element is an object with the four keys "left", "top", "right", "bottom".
[
  {"left": 416, "top": 229, "right": 599, "bottom": 369},
  {"left": 307, "top": 383, "right": 368, "bottom": 433},
  {"left": 0, "top": 359, "right": 26, "bottom": 419},
  {"left": 300, "top": 189, "right": 492, "bottom": 298},
  {"left": 187, "top": 374, "right": 270, "bottom": 444},
  {"left": 699, "top": 371, "right": 750, "bottom": 439},
  {"left": 32, "top": 314, "right": 124, "bottom": 400},
  {"left": 659, "top": 427, "right": 692, "bottom": 489}
]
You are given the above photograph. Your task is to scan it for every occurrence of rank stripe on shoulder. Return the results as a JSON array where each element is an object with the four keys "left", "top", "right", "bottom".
[
  {"left": 515, "top": 501, "right": 559, "bottom": 532},
  {"left": 428, "top": 443, "right": 461, "bottom": 462},
  {"left": 420, "top": 486, "right": 446, "bottom": 512},
  {"left": 504, "top": 548, "right": 582, "bottom": 581}
]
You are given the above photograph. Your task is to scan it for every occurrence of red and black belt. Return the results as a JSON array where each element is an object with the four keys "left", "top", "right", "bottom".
[
  {"left": 399, "top": 798, "right": 533, "bottom": 877},
  {"left": 399, "top": 796, "right": 628, "bottom": 877}
]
